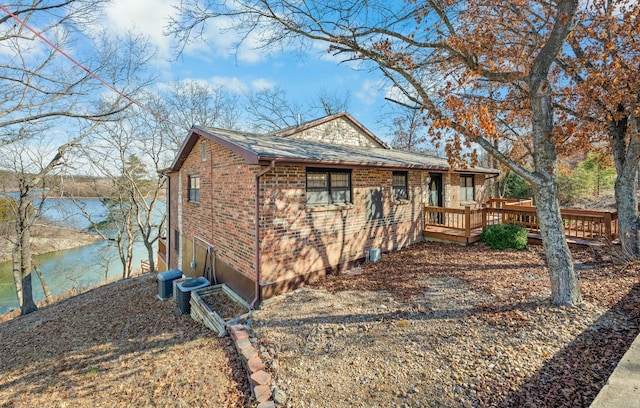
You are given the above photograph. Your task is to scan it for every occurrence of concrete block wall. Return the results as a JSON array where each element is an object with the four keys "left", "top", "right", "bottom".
[
  {"left": 474, "top": 174, "right": 487, "bottom": 204},
  {"left": 442, "top": 173, "right": 487, "bottom": 209}
]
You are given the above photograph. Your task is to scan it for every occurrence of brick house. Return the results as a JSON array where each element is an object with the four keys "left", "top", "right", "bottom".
[{"left": 161, "top": 112, "right": 498, "bottom": 305}]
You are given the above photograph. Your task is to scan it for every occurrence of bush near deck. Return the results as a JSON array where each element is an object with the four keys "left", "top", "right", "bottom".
[{"left": 481, "top": 223, "right": 528, "bottom": 250}]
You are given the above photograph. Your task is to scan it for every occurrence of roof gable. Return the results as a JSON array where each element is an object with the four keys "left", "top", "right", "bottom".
[{"left": 275, "top": 112, "right": 388, "bottom": 149}]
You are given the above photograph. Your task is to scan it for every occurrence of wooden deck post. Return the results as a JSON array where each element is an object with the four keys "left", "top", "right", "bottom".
[
  {"left": 464, "top": 206, "right": 471, "bottom": 238},
  {"left": 482, "top": 207, "right": 487, "bottom": 228},
  {"left": 604, "top": 211, "right": 613, "bottom": 240}
]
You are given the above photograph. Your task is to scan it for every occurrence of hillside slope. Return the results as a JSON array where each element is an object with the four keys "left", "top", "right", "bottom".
[{"left": 0, "top": 274, "right": 249, "bottom": 407}]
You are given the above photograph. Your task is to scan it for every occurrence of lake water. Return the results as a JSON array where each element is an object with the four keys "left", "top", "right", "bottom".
[{"left": 0, "top": 196, "right": 163, "bottom": 314}]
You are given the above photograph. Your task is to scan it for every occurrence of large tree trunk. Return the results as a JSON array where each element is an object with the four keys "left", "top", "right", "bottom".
[
  {"left": 615, "top": 169, "right": 640, "bottom": 257},
  {"left": 610, "top": 114, "right": 640, "bottom": 257},
  {"left": 15, "top": 193, "right": 37, "bottom": 315},
  {"left": 529, "top": 7, "right": 581, "bottom": 305},
  {"left": 12, "top": 244, "right": 23, "bottom": 308},
  {"left": 535, "top": 180, "right": 581, "bottom": 305},
  {"left": 144, "top": 241, "right": 156, "bottom": 273}
]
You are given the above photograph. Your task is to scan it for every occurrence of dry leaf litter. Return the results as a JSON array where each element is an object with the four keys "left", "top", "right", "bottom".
[
  {"left": 252, "top": 242, "right": 640, "bottom": 408},
  {"left": 0, "top": 274, "right": 250, "bottom": 408}
]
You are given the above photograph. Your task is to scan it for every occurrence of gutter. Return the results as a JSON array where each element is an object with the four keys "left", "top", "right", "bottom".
[{"left": 251, "top": 159, "right": 276, "bottom": 308}]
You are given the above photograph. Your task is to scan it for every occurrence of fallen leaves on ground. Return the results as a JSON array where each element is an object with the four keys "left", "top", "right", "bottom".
[
  {"left": 0, "top": 275, "right": 251, "bottom": 408},
  {"left": 254, "top": 241, "right": 640, "bottom": 408}
]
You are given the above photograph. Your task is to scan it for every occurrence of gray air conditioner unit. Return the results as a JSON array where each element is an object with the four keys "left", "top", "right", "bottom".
[
  {"left": 176, "top": 277, "right": 210, "bottom": 314},
  {"left": 157, "top": 269, "right": 183, "bottom": 300}
]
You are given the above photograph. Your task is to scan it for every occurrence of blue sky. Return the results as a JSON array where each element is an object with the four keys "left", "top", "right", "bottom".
[{"left": 101, "top": 0, "right": 392, "bottom": 140}]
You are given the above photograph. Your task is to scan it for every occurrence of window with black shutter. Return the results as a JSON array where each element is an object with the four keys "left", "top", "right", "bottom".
[
  {"left": 188, "top": 175, "right": 200, "bottom": 203},
  {"left": 306, "top": 169, "right": 352, "bottom": 205},
  {"left": 392, "top": 171, "right": 408, "bottom": 201}
]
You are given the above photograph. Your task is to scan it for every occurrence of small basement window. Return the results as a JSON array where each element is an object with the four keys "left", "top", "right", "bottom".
[
  {"left": 306, "top": 168, "right": 352, "bottom": 205},
  {"left": 460, "top": 175, "right": 474, "bottom": 202},
  {"left": 188, "top": 174, "right": 200, "bottom": 203},
  {"left": 392, "top": 171, "right": 408, "bottom": 201},
  {"left": 174, "top": 230, "right": 180, "bottom": 252}
]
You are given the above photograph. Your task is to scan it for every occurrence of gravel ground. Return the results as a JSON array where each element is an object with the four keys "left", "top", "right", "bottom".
[
  {"left": 253, "top": 242, "right": 640, "bottom": 408},
  {"left": 0, "top": 274, "right": 251, "bottom": 408}
]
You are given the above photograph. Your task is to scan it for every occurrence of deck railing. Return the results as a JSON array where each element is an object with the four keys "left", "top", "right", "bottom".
[{"left": 425, "top": 202, "right": 618, "bottom": 243}]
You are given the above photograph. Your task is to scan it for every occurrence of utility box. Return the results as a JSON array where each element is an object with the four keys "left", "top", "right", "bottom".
[{"left": 157, "top": 269, "right": 183, "bottom": 300}]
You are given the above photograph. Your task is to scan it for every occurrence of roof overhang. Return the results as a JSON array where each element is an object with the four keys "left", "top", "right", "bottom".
[
  {"left": 169, "top": 127, "right": 261, "bottom": 172},
  {"left": 169, "top": 125, "right": 499, "bottom": 177},
  {"left": 256, "top": 158, "right": 448, "bottom": 172}
]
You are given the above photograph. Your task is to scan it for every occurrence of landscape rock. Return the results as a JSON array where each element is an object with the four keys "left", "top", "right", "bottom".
[{"left": 272, "top": 387, "right": 288, "bottom": 405}]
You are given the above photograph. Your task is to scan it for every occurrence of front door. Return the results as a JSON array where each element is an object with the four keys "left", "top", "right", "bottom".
[
  {"left": 429, "top": 174, "right": 443, "bottom": 224},
  {"left": 429, "top": 174, "right": 443, "bottom": 207}
]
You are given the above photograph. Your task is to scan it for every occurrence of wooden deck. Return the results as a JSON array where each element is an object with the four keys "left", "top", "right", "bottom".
[
  {"left": 423, "top": 225, "right": 483, "bottom": 245},
  {"left": 424, "top": 199, "right": 618, "bottom": 247},
  {"left": 424, "top": 226, "right": 608, "bottom": 247}
]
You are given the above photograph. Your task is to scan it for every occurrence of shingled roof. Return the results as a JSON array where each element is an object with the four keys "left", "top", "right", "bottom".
[{"left": 170, "top": 125, "right": 498, "bottom": 175}]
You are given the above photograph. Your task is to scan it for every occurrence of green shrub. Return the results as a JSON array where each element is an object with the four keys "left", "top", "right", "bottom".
[{"left": 481, "top": 223, "right": 528, "bottom": 250}]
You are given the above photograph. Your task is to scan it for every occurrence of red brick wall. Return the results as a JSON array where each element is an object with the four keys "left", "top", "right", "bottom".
[
  {"left": 169, "top": 137, "right": 258, "bottom": 281},
  {"left": 168, "top": 136, "right": 492, "bottom": 297},
  {"left": 258, "top": 166, "right": 425, "bottom": 285}
]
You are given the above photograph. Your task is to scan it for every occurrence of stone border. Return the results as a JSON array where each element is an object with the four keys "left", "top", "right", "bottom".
[{"left": 228, "top": 324, "right": 276, "bottom": 407}]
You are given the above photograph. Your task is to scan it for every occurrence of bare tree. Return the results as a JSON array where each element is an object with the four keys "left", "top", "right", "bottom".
[
  {"left": 170, "top": 0, "right": 583, "bottom": 305},
  {"left": 380, "top": 107, "right": 432, "bottom": 153},
  {"left": 76, "top": 138, "right": 141, "bottom": 280},
  {"left": 0, "top": 1, "right": 155, "bottom": 314},
  {"left": 1, "top": 127, "right": 103, "bottom": 314},
  {"left": 161, "top": 80, "right": 242, "bottom": 154},
  {"left": 245, "top": 86, "right": 352, "bottom": 132},
  {"left": 78, "top": 98, "right": 169, "bottom": 278},
  {"left": 0, "top": 1, "right": 119, "bottom": 147},
  {"left": 245, "top": 86, "right": 309, "bottom": 132},
  {"left": 314, "top": 89, "right": 351, "bottom": 116}
]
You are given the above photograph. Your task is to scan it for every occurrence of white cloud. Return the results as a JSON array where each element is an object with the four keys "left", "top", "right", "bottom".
[
  {"left": 250, "top": 78, "right": 275, "bottom": 90},
  {"left": 103, "top": 0, "right": 176, "bottom": 57},
  {"left": 209, "top": 76, "right": 249, "bottom": 93},
  {"left": 208, "top": 76, "right": 272, "bottom": 93},
  {"left": 182, "top": 15, "right": 268, "bottom": 64},
  {"left": 100, "top": 0, "right": 276, "bottom": 64},
  {"left": 156, "top": 75, "right": 274, "bottom": 94},
  {"left": 355, "top": 80, "right": 385, "bottom": 105}
]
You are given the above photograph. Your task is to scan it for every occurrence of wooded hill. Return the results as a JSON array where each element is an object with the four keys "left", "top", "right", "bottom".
[{"left": 0, "top": 170, "right": 157, "bottom": 198}]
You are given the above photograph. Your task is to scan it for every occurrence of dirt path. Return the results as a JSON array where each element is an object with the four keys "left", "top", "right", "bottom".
[
  {"left": 0, "top": 274, "right": 250, "bottom": 407},
  {"left": 253, "top": 242, "right": 640, "bottom": 408}
]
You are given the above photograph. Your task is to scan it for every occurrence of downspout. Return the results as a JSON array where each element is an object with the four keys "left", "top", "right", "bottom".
[{"left": 251, "top": 160, "right": 276, "bottom": 308}]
